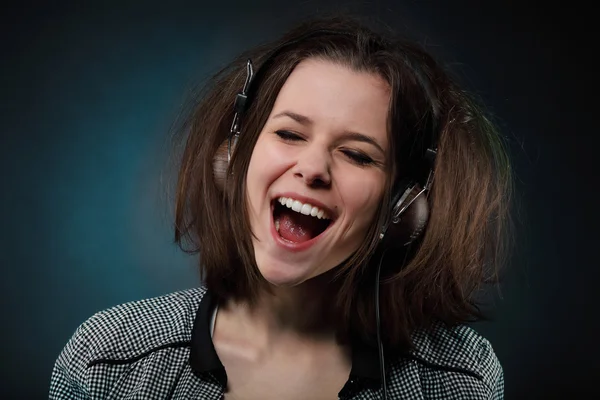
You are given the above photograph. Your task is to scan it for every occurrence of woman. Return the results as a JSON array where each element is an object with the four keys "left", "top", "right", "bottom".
[{"left": 50, "top": 15, "right": 511, "bottom": 400}]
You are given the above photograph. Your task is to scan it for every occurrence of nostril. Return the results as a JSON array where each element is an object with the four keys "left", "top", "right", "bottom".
[
  {"left": 309, "top": 176, "right": 329, "bottom": 188},
  {"left": 294, "top": 172, "right": 330, "bottom": 187}
]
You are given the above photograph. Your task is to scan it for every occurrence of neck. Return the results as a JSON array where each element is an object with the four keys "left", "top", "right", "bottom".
[{"left": 222, "top": 271, "right": 342, "bottom": 344}]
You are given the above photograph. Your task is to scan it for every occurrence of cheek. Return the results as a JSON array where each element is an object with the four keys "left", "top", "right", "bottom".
[
  {"left": 247, "top": 138, "right": 273, "bottom": 186},
  {"left": 249, "top": 139, "right": 293, "bottom": 180},
  {"left": 246, "top": 138, "right": 291, "bottom": 206},
  {"left": 246, "top": 144, "right": 268, "bottom": 214},
  {"left": 346, "top": 173, "right": 384, "bottom": 208},
  {"left": 341, "top": 175, "right": 385, "bottom": 227}
]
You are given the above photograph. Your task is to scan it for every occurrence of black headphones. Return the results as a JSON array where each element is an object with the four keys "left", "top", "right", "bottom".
[{"left": 213, "top": 29, "right": 439, "bottom": 249}]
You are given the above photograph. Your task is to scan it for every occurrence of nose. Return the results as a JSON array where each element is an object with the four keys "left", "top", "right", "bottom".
[{"left": 293, "top": 147, "right": 331, "bottom": 188}]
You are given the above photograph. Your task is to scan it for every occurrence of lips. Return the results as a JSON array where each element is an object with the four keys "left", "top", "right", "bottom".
[
  {"left": 273, "top": 201, "right": 331, "bottom": 241},
  {"left": 272, "top": 192, "right": 336, "bottom": 219},
  {"left": 269, "top": 193, "right": 336, "bottom": 252}
]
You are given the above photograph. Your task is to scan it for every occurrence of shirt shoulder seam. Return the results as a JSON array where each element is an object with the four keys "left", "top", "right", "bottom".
[
  {"left": 407, "top": 353, "right": 484, "bottom": 381},
  {"left": 87, "top": 340, "right": 192, "bottom": 368}
]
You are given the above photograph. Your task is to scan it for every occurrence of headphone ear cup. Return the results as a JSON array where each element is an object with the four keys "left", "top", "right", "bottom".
[
  {"left": 212, "top": 139, "right": 229, "bottom": 192},
  {"left": 385, "top": 185, "right": 430, "bottom": 247}
]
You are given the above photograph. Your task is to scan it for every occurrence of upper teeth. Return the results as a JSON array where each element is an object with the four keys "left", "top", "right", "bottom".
[{"left": 277, "top": 197, "right": 330, "bottom": 220}]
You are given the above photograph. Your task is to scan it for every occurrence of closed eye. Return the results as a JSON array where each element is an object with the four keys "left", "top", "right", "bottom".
[
  {"left": 275, "top": 130, "right": 303, "bottom": 141},
  {"left": 341, "top": 149, "right": 375, "bottom": 166},
  {"left": 274, "top": 130, "right": 377, "bottom": 166}
]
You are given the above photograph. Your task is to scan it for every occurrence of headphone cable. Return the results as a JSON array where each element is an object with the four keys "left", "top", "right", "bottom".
[{"left": 375, "top": 249, "right": 388, "bottom": 400}]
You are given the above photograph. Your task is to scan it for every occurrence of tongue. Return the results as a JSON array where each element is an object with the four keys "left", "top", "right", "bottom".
[{"left": 277, "top": 209, "right": 325, "bottom": 243}]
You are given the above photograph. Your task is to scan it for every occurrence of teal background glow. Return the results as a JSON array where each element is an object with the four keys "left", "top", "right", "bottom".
[{"left": 1, "top": 1, "right": 596, "bottom": 398}]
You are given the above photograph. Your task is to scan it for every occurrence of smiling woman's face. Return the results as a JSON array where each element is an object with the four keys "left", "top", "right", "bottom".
[{"left": 245, "top": 58, "right": 391, "bottom": 287}]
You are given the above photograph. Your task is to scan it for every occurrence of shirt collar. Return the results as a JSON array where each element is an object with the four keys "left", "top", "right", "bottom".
[
  {"left": 189, "top": 290, "right": 227, "bottom": 385},
  {"left": 189, "top": 290, "right": 382, "bottom": 387}
]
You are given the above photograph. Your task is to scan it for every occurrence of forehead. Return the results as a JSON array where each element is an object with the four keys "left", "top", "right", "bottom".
[{"left": 269, "top": 58, "right": 391, "bottom": 144}]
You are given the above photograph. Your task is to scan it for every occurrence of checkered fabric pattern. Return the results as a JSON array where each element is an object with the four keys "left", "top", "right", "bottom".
[{"left": 49, "top": 288, "right": 503, "bottom": 399}]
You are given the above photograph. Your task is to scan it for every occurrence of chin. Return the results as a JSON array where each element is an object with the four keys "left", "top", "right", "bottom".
[{"left": 257, "top": 262, "right": 310, "bottom": 288}]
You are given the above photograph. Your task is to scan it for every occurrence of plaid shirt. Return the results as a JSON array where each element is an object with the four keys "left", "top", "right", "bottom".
[{"left": 49, "top": 287, "right": 503, "bottom": 399}]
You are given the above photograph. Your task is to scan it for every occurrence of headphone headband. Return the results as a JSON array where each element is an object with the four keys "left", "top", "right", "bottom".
[
  {"left": 230, "top": 29, "right": 439, "bottom": 183},
  {"left": 223, "top": 28, "right": 439, "bottom": 246}
]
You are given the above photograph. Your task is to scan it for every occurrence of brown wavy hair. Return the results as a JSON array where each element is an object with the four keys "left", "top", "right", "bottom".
[{"left": 173, "top": 15, "right": 513, "bottom": 353}]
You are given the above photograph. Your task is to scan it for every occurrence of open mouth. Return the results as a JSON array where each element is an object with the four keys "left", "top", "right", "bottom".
[{"left": 272, "top": 197, "right": 333, "bottom": 243}]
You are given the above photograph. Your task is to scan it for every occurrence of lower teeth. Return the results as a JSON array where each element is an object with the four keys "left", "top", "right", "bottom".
[{"left": 275, "top": 219, "right": 280, "bottom": 232}]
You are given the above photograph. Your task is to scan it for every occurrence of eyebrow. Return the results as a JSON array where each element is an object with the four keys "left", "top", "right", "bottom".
[{"left": 271, "top": 110, "right": 386, "bottom": 154}]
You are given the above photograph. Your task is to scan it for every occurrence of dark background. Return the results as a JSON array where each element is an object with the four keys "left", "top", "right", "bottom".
[{"left": 1, "top": 1, "right": 596, "bottom": 398}]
